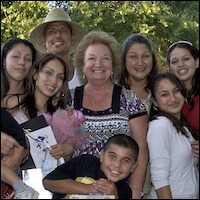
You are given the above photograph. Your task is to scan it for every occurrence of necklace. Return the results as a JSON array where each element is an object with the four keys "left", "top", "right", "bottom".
[
  {"left": 90, "top": 99, "right": 100, "bottom": 105},
  {"left": 89, "top": 95, "right": 107, "bottom": 105},
  {"left": 85, "top": 83, "right": 114, "bottom": 106}
]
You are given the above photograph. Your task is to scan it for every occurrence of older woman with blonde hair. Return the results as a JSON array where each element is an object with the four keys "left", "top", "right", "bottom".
[{"left": 69, "top": 30, "right": 149, "bottom": 199}]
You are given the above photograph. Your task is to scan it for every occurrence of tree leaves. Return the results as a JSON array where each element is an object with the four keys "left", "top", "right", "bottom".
[{"left": 1, "top": 1, "right": 198, "bottom": 72}]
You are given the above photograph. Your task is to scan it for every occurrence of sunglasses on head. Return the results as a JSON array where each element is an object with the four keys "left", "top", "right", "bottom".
[{"left": 168, "top": 41, "right": 193, "bottom": 52}]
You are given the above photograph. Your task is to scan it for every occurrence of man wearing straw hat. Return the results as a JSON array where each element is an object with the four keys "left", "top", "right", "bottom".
[{"left": 30, "top": 8, "right": 87, "bottom": 89}]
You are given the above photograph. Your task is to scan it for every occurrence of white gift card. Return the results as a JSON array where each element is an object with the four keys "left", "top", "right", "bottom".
[{"left": 26, "top": 125, "right": 64, "bottom": 172}]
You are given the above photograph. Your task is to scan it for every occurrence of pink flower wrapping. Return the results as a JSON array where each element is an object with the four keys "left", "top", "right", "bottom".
[{"left": 43, "top": 108, "right": 87, "bottom": 148}]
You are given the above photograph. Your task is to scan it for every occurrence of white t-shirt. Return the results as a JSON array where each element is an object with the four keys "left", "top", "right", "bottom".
[{"left": 68, "top": 68, "right": 82, "bottom": 90}]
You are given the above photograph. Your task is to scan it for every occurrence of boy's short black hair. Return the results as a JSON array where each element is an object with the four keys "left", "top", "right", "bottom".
[{"left": 103, "top": 134, "right": 139, "bottom": 161}]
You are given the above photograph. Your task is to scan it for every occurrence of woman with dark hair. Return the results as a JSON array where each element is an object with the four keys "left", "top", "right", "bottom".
[
  {"left": 1, "top": 38, "right": 37, "bottom": 199},
  {"left": 15, "top": 53, "right": 76, "bottom": 161},
  {"left": 119, "top": 33, "right": 158, "bottom": 198},
  {"left": 119, "top": 33, "right": 158, "bottom": 115},
  {"left": 1, "top": 38, "right": 37, "bottom": 113},
  {"left": 167, "top": 41, "right": 199, "bottom": 139},
  {"left": 21, "top": 53, "right": 69, "bottom": 118},
  {"left": 147, "top": 72, "right": 199, "bottom": 199}
]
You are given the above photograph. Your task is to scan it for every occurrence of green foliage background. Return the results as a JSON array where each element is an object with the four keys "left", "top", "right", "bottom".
[{"left": 1, "top": 1, "right": 199, "bottom": 72}]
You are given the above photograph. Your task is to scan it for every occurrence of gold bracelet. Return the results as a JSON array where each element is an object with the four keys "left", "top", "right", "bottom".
[
  {"left": 129, "top": 185, "right": 144, "bottom": 197},
  {"left": 129, "top": 185, "right": 142, "bottom": 192}
]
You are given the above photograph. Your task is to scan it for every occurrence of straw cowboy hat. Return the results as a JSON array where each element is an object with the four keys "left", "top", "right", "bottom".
[{"left": 30, "top": 8, "right": 87, "bottom": 53}]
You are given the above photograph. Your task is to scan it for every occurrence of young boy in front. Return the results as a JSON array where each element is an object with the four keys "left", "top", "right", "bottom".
[{"left": 43, "top": 134, "right": 139, "bottom": 199}]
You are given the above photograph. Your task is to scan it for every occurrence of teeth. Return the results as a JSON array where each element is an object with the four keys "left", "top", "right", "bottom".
[
  {"left": 47, "top": 85, "right": 55, "bottom": 90},
  {"left": 53, "top": 42, "right": 62, "bottom": 45},
  {"left": 178, "top": 69, "right": 187, "bottom": 75},
  {"left": 111, "top": 170, "right": 119, "bottom": 174},
  {"left": 93, "top": 70, "right": 103, "bottom": 73},
  {"left": 136, "top": 67, "right": 145, "bottom": 72}
]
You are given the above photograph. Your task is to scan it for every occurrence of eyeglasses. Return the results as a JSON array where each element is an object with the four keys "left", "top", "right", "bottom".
[
  {"left": 167, "top": 41, "right": 193, "bottom": 52},
  {"left": 45, "top": 28, "right": 70, "bottom": 36}
]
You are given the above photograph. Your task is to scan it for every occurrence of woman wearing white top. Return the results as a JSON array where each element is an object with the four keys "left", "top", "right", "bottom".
[{"left": 147, "top": 72, "right": 199, "bottom": 199}]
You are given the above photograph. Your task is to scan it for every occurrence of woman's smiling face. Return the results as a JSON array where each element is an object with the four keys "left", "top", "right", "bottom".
[{"left": 83, "top": 43, "right": 113, "bottom": 83}]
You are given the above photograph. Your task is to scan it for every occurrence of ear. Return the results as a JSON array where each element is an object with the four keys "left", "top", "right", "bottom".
[
  {"left": 33, "top": 74, "right": 37, "bottom": 81},
  {"left": 151, "top": 96, "right": 158, "bottom": 108},
  {"left": 130, "top": 161, "right": 139, "bottom": 173},
  {"left": 33, "top": 69, "right": 38, "bottom": 81},
  {"left": 100, "top": 149, "right": 104, "bottom": 163}
]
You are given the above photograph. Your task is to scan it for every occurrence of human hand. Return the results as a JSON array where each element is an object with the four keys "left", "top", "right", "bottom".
[
  {"left": 86, "top": 182, "right": 99, "bottom": 195},
  {"left": 93, "top": 178, "right": 118, "bottom": 197},
  {"left": 1, "top": 145, "right": 24, "bottom": 170},
  {"left": 50, "top": 143, "right": 74, "bottom": 160},
  {"left": 191, "top": 140, "right": 199, "bottom": 159},
  {"left": 1, "top": 132, "right": 20, "bottom": 155}
]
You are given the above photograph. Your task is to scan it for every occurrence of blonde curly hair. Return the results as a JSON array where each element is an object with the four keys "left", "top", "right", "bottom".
[{"left": 74, "top": 30, "right": 122, "bottom": 85}]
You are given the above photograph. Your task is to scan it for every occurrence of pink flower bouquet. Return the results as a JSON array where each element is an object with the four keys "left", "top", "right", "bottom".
[{"left": 43, "top": 106, "right": 87, "bottom": 148}]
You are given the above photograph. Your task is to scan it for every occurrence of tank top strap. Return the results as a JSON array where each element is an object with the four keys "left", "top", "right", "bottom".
[{"left": 17, "top": 94, "right": 22, "bottom": 109}]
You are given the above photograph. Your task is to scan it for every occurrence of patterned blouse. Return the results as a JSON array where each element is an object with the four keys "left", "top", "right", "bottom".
[{"left": 69, "top": 84, "right": 147, "bottom": 158}]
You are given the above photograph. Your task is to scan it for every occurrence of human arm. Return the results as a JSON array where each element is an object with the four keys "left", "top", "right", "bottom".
[
  {"left": 1, "top": 163, "right": 20, "bottom": 185},
  {"left": 156, "top": 185, "right": 172, "bottom": 199},
  {"left": 1, "top": 132, "right": 20, "bottom": 155},
  {"left": 43, "top": 178, "right": 118, "bottom": 197},
  {"left": 191, "top": 140, "right": 199, "bottom": 159},
  {"left": 147, "top": 118, "right": 174, "bottom": 199},
  {"left": 129, "top": 114, "right": 149, "bottom": 199},
  {"left": 1, "top": 107, "right": 27, "bottom": 148},
  {"left": 1, "top": 131, "right": 28, "bottom": 167},
  {"left": 43, "top": 178, "right": 99, "bottom": 195}
]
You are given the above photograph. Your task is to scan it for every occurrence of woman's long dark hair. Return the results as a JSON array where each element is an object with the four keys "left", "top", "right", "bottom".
[
  {"left": 119, "top": 33, "right": 158, "bottom": 92},
  {"left": 21, "top": 53, "right": 69, "bottom": 119},
  {"left": 167, "top": 42, "right": 199, "bottom": 108},
  {"left": 1, "top": 38, "right": 37, "bottom": 99},
  {"left": 149, "top": 72, "right": 191, "bottom": 137}
]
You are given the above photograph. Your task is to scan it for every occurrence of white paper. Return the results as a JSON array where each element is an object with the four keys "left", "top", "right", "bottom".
[
  {"left": 26, "top": 126, "right": 64, "bottom": 175},
  {"left": 22, "top": 168, "right": 53, "bottom": 199}
]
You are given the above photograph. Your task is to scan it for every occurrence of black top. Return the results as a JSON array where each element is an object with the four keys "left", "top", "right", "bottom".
[
  {"left": 74, "top": 84, "right": 122, "bottom": 115},
  {"left": 44, "top": 154, "right": 132, "bottom": 199},
  {"left": 1, "top": 107, "right": 26, "bottom": 148}
]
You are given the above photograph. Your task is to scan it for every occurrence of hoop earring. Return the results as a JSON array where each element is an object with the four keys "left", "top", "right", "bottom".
[
  {"left": 111, "top": 71, "right": 114, "bottom": 79},
  {"left": 61, "top": 92, "right": 65, "bottom": 97}
]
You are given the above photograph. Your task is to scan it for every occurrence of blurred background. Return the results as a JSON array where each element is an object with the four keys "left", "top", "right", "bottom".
[{"left": 1, "top": 1, "right": 199, "bottom": 71}]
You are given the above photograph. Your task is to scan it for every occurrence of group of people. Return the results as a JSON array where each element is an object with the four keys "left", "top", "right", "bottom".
[{"left": 1, "top": 7, "right": 199, "bottom": 199}]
